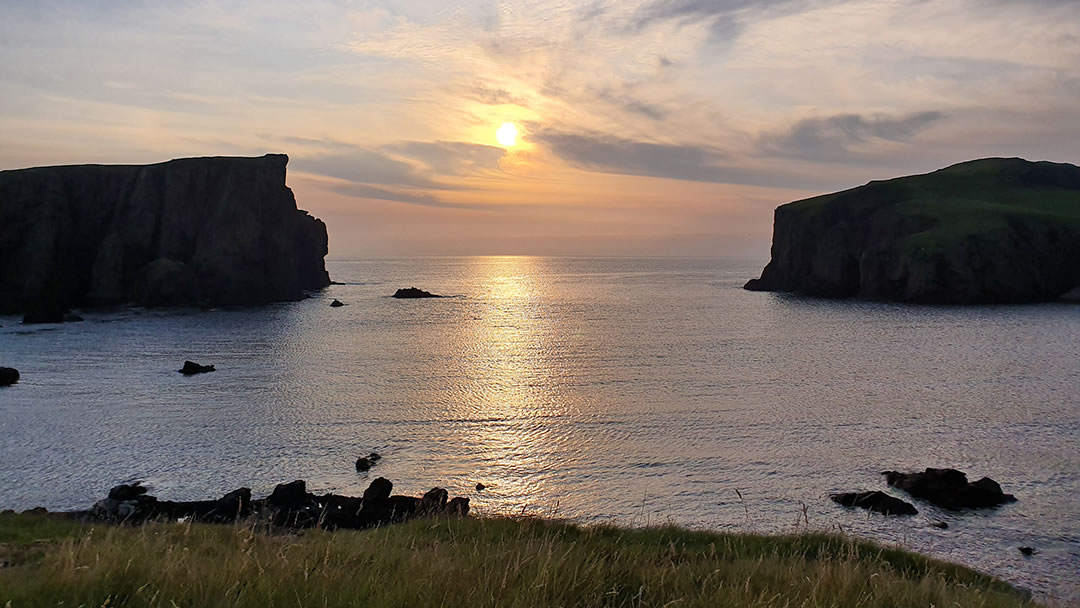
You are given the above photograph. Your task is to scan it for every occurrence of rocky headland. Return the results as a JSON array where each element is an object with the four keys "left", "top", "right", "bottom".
[
  {"left": 0, "top": 154, "right": 330, "bottom": 316},
  {"left": 745, "top": 158, "right": 1080, "bottom": 304}
]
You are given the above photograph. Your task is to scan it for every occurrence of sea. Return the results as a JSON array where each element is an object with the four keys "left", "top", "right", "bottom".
[{"left": 1, "top": 257, "right": 1078, "bottom": 602}]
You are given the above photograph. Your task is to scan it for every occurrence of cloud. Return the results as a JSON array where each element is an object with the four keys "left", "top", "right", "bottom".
[
  {"left": 629, "top": 0, "right": 798, "bottom": 31},
  {"left": 759, "top": 111, "right": 946, "bottom": 161},
  {"left": 285, "top": 137, "right": 508, "bottom": 208},
  {"left": 533, "top": 129, "right": 810, "bottom": 188},
  {"left": 326, "top": 183, "right": 486, "bottom": 209},
  {"left": 385, "top": 141, "right": 506, "bottom": 176}
]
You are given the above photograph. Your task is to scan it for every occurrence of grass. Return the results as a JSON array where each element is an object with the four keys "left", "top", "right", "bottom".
[
  {"left": 0, "top": 512, "right": 1037, "bottom": 608},
  {"left": 783, "top": 157, "right": 1080, "bottom": 255}
]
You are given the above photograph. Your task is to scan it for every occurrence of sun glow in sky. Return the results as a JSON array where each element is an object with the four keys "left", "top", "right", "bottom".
[
  {"left": 0, "top": 1, "right": 1078, "bottom": 257},
  {"left": 496, "top": 123, "right": 518, "bottom": 148}
]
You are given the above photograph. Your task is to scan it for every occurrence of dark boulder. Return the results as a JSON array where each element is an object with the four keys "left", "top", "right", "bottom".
[
  {"left": 368, "top": 452, "right": 381, "bottom": 462},
  {"left": 362, "top": 477, "right": 393, "bottom": 503},
  {"left": 213, "top": 488, "right": 252, "bottom": 519},
  {"left": 179, "top": 361, "right": 216, "bottom": 375},
  {"left": 0, "top": 367, "right": 18, "bottom": 386},
  {"left": 330, "top": 299, "right": 344, "bottom": 307},
  {"left": 392, "top": 287, "right": 441, "bottom": 299},
  {"left": 355, "top": 457, "right": 372, "bottom": 472},
  {"left": 420, "top": 488, "right": 449, "bottom": 513},
  {"left": 831, "top": 491, "right": 918, "bottom": 516},
  {"left": 882, "top": 468, "right": 1017, "bottom": 510},
  {"left": 1019, "top": 546, "right": 1036, "bottom": 556},
  {"left": 475, "top": 482, "right": 486, "bottom": 491},
  {"left": 267, "top": 480, "right": 312, "bottom": 509},
  {"left": 446, "top": 496, "right": 470, "bottom": 516},
  {"left": 108, "top": 483, "right": 149, "bottom": 501}
]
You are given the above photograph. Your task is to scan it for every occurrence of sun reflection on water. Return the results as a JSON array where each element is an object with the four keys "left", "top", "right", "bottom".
[{"left": 451, "top": 256, "right": 568, "bottom": 513}]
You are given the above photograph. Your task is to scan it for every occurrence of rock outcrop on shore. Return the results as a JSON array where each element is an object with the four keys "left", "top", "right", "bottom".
[
  {"left": 745, "top": 158, "right": 1080, "bottom": 304},
  {"left": 77, "top": 478, "right": 468, "bottom": 530},
  {"left": 0, "top": 154, "right": 331, "bottom": 314}
]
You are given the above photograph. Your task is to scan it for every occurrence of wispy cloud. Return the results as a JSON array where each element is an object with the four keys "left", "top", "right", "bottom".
[{"left": 759, "top": 111, "right": 947, "bottom": 162}]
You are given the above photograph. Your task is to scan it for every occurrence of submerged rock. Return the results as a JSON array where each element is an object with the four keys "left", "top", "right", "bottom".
[
  {"left": 330, "top": 299, "right": 344, "bottom": 307},
  {"left": 392, "top": 287, "right": 441, "bottom": 299},
  {"left": 179, "top": 361, "right": 216, "bottom": 375},
  {"left": 0, "top": 367, "right": 19, "bottom": 386},
  {"left": 830, "top": 491, "right": 918, "bottom": 516},
  {"left": 882, "top": 468, "right": 1017, "bottom": 510}
]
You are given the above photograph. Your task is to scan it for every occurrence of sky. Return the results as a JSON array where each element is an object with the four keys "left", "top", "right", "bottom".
[{"left": 1, "top": 0, "right": 1079, "bottom": 258}]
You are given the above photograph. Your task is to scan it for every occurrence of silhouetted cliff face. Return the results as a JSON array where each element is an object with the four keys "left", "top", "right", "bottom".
[
  {"left": 745, "top": 158, "right": 1080, "bottom": 304},
  {"left": 0, "top": 154, "right": 330, "bottom": 313}
]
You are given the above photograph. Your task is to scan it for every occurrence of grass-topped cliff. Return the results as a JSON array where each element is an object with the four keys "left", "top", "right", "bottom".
[
  {"left": 745, "top": 158, "right": 1080, "bottom": 303},
  {"left": 0, "top": 512, "right": 1035, "bottom": 608}
]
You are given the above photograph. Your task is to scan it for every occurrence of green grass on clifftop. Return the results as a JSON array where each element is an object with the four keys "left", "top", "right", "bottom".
[
  {"left": 788, "top": 157, "right": 1080, "bottom": 253},
  {"left": 0, "top": 512, "right": 1036, "bottom": 608}
]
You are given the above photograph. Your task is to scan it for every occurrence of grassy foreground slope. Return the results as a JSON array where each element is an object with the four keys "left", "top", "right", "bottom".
[
  {"left": 745, "top": 158, "right": 1080, "bottom": 303},
  {"left": 0, "top": 513, "right": 1035, "bottom": 608}
]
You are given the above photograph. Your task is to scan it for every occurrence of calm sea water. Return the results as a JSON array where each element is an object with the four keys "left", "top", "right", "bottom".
[{"left": 1, "top": 257, "right": 1078, "bottom": 601}]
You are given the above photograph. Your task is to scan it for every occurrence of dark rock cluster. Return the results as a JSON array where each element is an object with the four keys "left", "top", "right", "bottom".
[
  {"left": 80, "top": 477, "right": 468, "bottom": 530},
  {"left": 0, "top": 154, "right": 331, "bottom": 315},
  {"left": 882, "top": 468, "right": 1017, "bottom": 510}
]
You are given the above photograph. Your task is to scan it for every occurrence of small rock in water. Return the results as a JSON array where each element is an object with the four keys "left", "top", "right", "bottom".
[
  {"left": 330, "top": 299, "right": 344, "bottom": 307},
  {"left": 392, "top": 287, "right": 441, "bottom": 299},
  {"left": 179, "top": 361, "right": 215, "bottom": 375},
  {"left": 368, "top": 452, "right": 381, "bottom": 462},
  {"left": 475, "top": 483, "right": 486, "bottom": 491},
  {"left": 830, "top": 491, "right": 918, "bottom": 516},
  {"left": 108, "top": 483, "right": 149, "bottom": 501},
  {"left": 931, "top": 520, "right": 949, "bottom": 529},
  {"left": 0, "top": 367, "right": 19, "bottom": 386},
  {"left": 355, "top": 457, "right": 372, "bottom": 472},
  {"left": 1018, "top": 546, "right": 1036, "bottom": 556}
]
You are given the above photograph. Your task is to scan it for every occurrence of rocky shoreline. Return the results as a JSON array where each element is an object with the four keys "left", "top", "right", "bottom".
[{"left": 5, "top": 478, "right": 470, "bottom": 531}]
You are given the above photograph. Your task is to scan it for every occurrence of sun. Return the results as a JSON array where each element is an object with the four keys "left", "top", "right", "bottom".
[{"left": 496, "top": 122, "right": 518, "bottom": 147}]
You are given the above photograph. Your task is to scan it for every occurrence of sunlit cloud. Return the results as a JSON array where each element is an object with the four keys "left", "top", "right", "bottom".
[{"left": 1, "top": 0, "right": 1078, "bottom": 256}]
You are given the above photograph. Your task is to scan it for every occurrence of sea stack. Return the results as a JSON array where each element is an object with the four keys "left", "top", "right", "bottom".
[
  {"left": 0, "top": 154, "right": 331, "bottom": 314},
  {"left": 745, "top": 158, "right": 1080, "bottom": 304}
]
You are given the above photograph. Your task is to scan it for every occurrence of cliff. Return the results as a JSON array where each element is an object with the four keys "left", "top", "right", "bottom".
[
  {"left": 745, "top": 158, "right": 1080, "bottom": 304},
  {"left": 0, "top": 154, "right": 330, "bottom": 314}
]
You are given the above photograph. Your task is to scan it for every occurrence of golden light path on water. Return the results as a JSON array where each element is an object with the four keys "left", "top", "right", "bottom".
[{"left": 455, "top": 256, "right": 564, "bottom": 513}]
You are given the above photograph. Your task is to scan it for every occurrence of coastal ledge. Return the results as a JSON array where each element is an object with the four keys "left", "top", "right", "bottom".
[
  {"left": 0, "top": 154, "right": 331, "bottom": 315},
  {"left": 745, "top": 158, "right": 1080, "bottom": 304},
  {"left": 0, "top": 510, "right": 1034, "bottom": 607}
]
